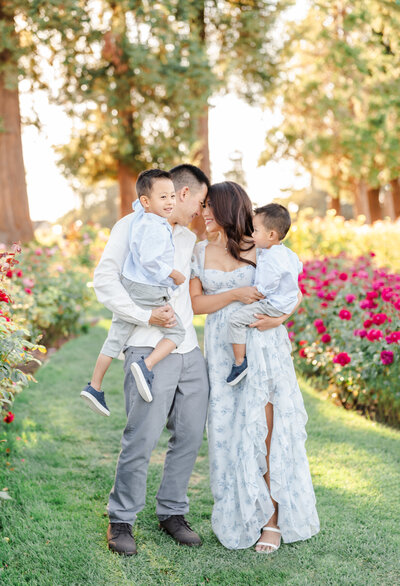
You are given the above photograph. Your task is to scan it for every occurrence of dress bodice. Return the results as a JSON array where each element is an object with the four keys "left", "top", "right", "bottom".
[{"left": 191, "top": 240, "right": 255, "bottom": 294}]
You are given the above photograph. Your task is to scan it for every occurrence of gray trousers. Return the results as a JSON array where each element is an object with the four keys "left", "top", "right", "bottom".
[
  {"left": 101, "top": 276, "right": 185, "bottom": 358},
  {"left": 228, "top": 299, "right": 284, "bottom": 344},
  {"left": 108, "top": 345, "right": 209, "bottom": 524}
]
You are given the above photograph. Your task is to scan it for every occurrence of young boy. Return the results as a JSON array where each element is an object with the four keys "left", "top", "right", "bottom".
[
  {"left": 226, "top": 203, "right": 302, "bottom": 386},
  {"left": 80, "top": 169, "right": 186, "bottom": 415}
]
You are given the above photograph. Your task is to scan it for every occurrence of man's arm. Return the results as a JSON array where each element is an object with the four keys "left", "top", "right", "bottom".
[
  {"left": 248, "top": 291, "right": 303, "bottom": 331},
  {"left": 93, "top": 215, "right": 175, "bottom": 327}
]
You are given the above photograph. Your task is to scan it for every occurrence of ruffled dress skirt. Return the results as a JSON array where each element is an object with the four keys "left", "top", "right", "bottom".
[{"left": 205, "top": 303, "right": 320, "bottom": 550}]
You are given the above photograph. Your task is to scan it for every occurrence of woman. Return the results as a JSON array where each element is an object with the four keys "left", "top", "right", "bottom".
[{"left": 189, "top": 182, "right": 320, "bottom": 553}]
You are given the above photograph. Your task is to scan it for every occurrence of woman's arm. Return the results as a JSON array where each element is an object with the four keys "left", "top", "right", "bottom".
[
  {"left": 189, "top": 277, "right": 264, "bottom": 315},
  {"left": 248, "top": 291, "right": 303, "bottom": 331}
]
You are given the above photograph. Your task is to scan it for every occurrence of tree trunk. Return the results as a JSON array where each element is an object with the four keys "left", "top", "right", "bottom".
[
  {"left": 366, "top": 187, "right": 382, "bottom": 223},
  {"left": 354, "top": 181, "right": 371, "bottom": 222},
  {"left": 0, "top": 74, "right": 33, "bottom": 244},
  {"left": 195, "top": 107, "right": 210, "bottom": 179},
  {"left": 327, "top": 195, "right": 340, "bottom": 214},
  {"left": 390, "top": 178, "right": 400, "bottom": 219},
  {"left": 382, "top": 186, "right": 395, "bottom": 220},
  {"left": 117, "top": 161, "right": 137, "bottom": 217}
]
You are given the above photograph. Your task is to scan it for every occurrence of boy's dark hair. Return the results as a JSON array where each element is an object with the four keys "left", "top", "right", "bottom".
[
  {"left": 169, "top": 164, "right": 210, "bottom": 192},
  {"left": 136, "top": 169, "right": 172, "bottom": 198},
  {"left": 254, "top": 203, "right": 291, "bottom": 240}
]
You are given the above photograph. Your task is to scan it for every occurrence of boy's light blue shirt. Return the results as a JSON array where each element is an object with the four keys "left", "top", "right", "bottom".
[
  {"left": 255, "top": 244, "right": 303, "bottom": 313},
  {"left": 122, "top": 200, "right": 177, "bottom": 289}
]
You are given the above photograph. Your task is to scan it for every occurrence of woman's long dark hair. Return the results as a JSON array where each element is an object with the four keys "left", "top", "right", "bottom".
[{"left": 206, "top": 181, "right": 256, "bottom": 268}]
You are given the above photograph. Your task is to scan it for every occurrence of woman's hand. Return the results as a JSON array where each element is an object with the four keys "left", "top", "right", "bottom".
[{"left": 233, "top": 286, "right": 264, "bottom": 305}]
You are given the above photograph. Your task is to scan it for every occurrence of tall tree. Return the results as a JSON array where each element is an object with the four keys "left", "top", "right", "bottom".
[
  {"left": 59, "top": 1, "right": 290, "bottom": 215},
  {"left": 58, "top": 1, "right": 215, "bottom": 216},
  {"left": 261, "top": 0, "right": 400, "bottom": 221},
  {"left": 0, "top": 1, "right": 89, "bottom": 243}
]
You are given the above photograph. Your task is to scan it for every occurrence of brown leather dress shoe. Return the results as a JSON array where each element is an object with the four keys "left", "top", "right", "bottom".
[
  {"left": 159, "top": 515, "right": 202, "bottom": 546},
  {"left": 107, "top": 523, "right": 137, "bottom": 555}
]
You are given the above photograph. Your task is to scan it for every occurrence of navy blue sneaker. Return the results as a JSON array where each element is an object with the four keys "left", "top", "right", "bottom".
[
  {"left": 80, "top": 383, "right": 110, "bottom": 416},
  {"left": 131, "top": 358, "right": 154, "bottom": 402},
  {"left": 227, "top": 356, "right": 248, "bottom": 386}
]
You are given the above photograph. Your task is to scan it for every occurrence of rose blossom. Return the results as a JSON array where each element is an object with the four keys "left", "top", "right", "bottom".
[
  {"left": 299, "top": 348, "right": 307, "bottom": 358},
  {"left": 3, "top": 412, "right": 14, "bottom": 423},
  {"left": 345, "top": 294, "right": 356, "bottom": 304},
  {"left": 372, "top": 313, "right": 387, "bottom": 325},
  {"left": 333, "top": 352, "right": 351, "bottom": 366},
  {"left": 313, "top": 319, "right": 324, "bottom": 328},
  {"left": 366, "top": 329, "right": 383, "bottom": 342},
  {"left": 339, "top": 273, "right": 348, "bottom": 281},
  {"left": 339, "top": 309, "right": 352, "bottom": 320},
  {"left": 321, "top": 333, "right": 331, "bottom": 343},
  {"left": 380, "top": 350, "right": 394, "bottom": 365}
]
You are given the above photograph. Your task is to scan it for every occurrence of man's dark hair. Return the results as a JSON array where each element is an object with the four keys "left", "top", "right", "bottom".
[
  {"left": 136, "top": 169, "right": 172, "bottom": 198},
  {"left": 254, "top": 203, "right": 291, "bottom": 240},
  {"left": 169, "top": 164, "right": 210, "bottom": 193}
]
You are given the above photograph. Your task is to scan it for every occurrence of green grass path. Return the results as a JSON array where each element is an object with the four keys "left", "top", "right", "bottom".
[{"left": 1, "top": 317, "right": 400, "bottom": 585}]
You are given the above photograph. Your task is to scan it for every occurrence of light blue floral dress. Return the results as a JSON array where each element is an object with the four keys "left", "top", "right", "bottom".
[{"left": 191, "top": 241, "right": 320, "bottom": 550}]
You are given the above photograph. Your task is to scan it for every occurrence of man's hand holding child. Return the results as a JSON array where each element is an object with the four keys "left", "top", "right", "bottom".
[{"left": 170, "top": 269, "right": 186, "bottom": 286}]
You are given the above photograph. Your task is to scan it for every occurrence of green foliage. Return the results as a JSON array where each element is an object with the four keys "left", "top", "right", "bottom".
[{"left": 262, "top": 1, "right": 400, "bottom": 199}]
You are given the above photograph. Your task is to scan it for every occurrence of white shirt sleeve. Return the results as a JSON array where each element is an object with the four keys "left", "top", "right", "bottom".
[
  {"left": 134, "top": 221, "right": 174, "bottom": 283},
  {"left": 93, "top": 215, "right": 152, "bottom": 326}
]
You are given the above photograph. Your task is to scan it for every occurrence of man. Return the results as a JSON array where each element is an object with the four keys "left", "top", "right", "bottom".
[{"left": 93, "top": 164, "right": 210, "bottom": 555}]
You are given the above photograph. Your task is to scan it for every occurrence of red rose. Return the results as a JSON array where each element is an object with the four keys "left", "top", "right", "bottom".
[
  {"left": 333, "top": 352, "right": 351, "bottom": 366},
  {"left": 24, "top": 288, "right": 32, "bottom": 295},
  {"left": 299, "top": 348, "right": 307, "bottom": 358},
  {"left": 321, "top": 333, "right": 331, "bottom": 343},
  {"left": 3, "top": 411, "right": 14, "bottom": 424},
  {"left": 372, "top": 313, "right": 387, "bottom": 325},
  {"left": 363, "top": 319, "right": 372, "bottom": 328},
  {"left": 5, "top": 270, "right": 13, "bottom": 278},
  {"left": 16, "top": 270, "right": 23, "bottom": 278},
  {"left": 313, "top": 319, "right": 324, "bottom": 328},
  {"left": 380, "top": 350, "right": 394, "bottom": 365},
  {"left": 339, "top": 273, "right": 348, "bottom": 281},
  {"left": 339, "top": 309, "right": 352, "bottom": 320}
]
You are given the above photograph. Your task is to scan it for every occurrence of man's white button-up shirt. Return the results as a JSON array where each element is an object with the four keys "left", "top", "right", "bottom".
[{"left": 93, "top": 213, "right": 199, "bottom": 354}]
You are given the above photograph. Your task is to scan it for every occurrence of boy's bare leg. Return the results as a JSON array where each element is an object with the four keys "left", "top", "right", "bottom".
[
  {"left": 255, "top": 402, "right": 280, "bottom": 553},
  {"left": 91, "top": 353, "right": 113, "bottom": 391},
  {"left": 144, "top": 338, "right": 176, "bottom": 371},
  {"left": 232, "top": 343, "right": 246, "bottom": 365}
]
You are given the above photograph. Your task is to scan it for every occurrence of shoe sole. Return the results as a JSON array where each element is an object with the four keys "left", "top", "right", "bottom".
[
  {"left": 159, "top": 525, "right": 202, "bottom": 547},
  {"left": 80, "top": 391, "right": 110, "bottom": 416},
  {"left": 108, "top": 543, "right": 137, "bottom": 556},
  {"left": 131, "top": 363, "right": 153, "bottom": 402},
  {"left": 227, "top": 366, "right": 249, "bottom": 386}
]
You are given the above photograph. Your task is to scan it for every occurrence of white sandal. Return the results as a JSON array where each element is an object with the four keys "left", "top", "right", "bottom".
[{"left": 255, "top": 526, "right": 281, "bottom": 554}]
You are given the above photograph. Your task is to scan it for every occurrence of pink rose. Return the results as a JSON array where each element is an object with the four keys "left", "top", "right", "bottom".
[
  {"left": 366, "top": 329, "right": 383, "bottom": 342},
  {"left": 321, "top": 333, "right": 331, "bottom": 343},
  {"left": 345, "top": 294, "right": 356, "bottom": 304},
  {"left": 314, "top": 319, "right": 324, "bottom": 328}
]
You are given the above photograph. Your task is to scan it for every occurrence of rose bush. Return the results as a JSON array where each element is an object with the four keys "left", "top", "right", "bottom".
[
  {"left": 0, "top": 246, "right": 45, "bottom": 417},
  {"left": 289, "top": 253, "right": 400, "bottom": 426}
]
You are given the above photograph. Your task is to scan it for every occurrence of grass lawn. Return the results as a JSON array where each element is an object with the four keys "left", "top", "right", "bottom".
[{"left": 1, "top": 315, "right": 400, "bottom": 585}]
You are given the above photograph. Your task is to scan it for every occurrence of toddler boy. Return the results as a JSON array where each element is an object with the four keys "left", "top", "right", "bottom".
[
  {"left": 226, "top": 203, "right": 302, "bottom": 385},
  {"left": 81, "top": 169, "right": 185, "bottom": 414}
]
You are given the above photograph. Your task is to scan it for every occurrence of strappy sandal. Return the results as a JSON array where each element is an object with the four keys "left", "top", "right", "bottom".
[{"left": 255, "top": 526, "right": 281, "bottom": 554}]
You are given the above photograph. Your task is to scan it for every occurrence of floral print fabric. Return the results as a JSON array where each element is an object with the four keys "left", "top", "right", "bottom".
[{"left": 191, "top": 241, "right": 320, "bottom": 549}]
